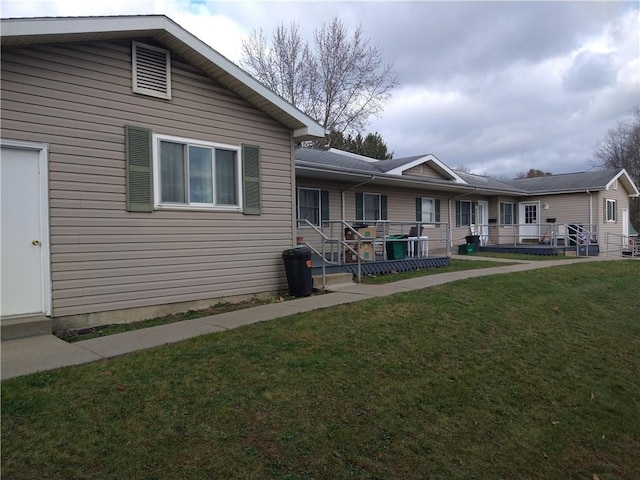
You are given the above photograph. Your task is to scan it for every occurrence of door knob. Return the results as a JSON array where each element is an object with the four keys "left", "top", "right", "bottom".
[{"left": 32, "top": 240, "right": 40, "bottom": 246}]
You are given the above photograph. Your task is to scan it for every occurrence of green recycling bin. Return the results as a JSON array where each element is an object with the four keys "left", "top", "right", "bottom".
[
  {"left": 385, "top": 235, "right": 406, "bottom": 260},
  {"left": 458, "top": 243, "right": 476, "bottom": 255}
]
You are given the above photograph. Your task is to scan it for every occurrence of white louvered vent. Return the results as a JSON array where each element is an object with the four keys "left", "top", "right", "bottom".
[{"left": 132, "top": 41, "right": 171, "bottom": 100}]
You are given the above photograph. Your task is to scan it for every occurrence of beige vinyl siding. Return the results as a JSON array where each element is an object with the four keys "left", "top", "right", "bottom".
[
  {"left": 488, "top": 196, "right": 518, "bottom": 244},
  {"left": 295, "top": 179, "right": 458, "bottom": 254},
  {"left": 403, "top": 164, "right": 446, "bottom": 179},
  {"left": 524, "top": 194, "right": 591, "bottom": 225},
  {"left": 598, "top": 179, "right": 631, "bottom": 243},
  {"left": 1, "top": 40, "right": 295, "bottom": 319}
]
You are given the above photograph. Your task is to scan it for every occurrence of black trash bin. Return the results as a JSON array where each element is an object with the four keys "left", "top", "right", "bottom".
[
  {"left": 465, "top": 235, "right": 481, "bottom": 250},
  {"left": 282, "top": 246, "right": 313, "bottom": 297}
]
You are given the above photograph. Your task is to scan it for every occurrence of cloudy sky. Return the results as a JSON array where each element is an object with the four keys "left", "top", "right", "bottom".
[{"left": 2, "top": 0, "right": 638, "bottom": 177}]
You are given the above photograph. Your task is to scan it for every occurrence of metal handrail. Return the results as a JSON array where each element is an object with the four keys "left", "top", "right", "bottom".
[
  {"left": 296, "top": 219, "right": 451, "bottom": 285},
  {"left": 296, "top": 219, "right": 359, "bottom": 290},
  {"left": 605, "top": 232, "right": 640, "bottom": 257},
  {"left": 468, "top": 222, "right": 599, "bottom": 251}
]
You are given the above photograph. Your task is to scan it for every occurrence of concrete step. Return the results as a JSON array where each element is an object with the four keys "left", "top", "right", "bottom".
[
  {"left": 2, "top": 314, "right": 52, "bottom": 341},
  {"left": 313, "top": 272, "right": 355, "bottom": 290}
]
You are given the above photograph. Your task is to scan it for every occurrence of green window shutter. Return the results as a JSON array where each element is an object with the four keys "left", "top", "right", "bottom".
[
  {"left": 603, "top": 198, "right": 607, "bottom": 224},
  {"left": 242, "top": 144, "right": 261, "bottom": 215},
  {"left": 381, "top": 195, "right": 388, "bottom": 220},
  {"left": 416, "top": 198, "right": 422, "bottom": 222},
  {"left": 471, "top": 201, "right": 477, "bottom": 225},
  {"left": 455, "top": 200, "right": 461, "bottom": 227},
  {"left": 499, "top": 203, "right": 504, "bottom": 224},
  {"left": 355, "top": 192, "right": 363, "bottom": 220},
  {"left": 435, "top": 199, "right": 441, "bottom": 227},
  {"left": 125, "top": 125, "right": 153, "bottom": 213},
  {"left": 321, "top": 190, "right": 330, "bottom": 223}
]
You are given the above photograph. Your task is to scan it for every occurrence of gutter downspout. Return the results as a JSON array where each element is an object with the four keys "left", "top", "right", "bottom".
[
  {"left": 342, "top": 175, "right": 377, "bottom": 223},
  {"left": 586, "top": 189, "right": 593, "bottom": 245}
]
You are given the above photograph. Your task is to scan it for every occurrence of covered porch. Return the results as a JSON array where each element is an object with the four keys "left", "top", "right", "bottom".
[{"left": 299, "top": 219, "right": 451, "bottom": 281}]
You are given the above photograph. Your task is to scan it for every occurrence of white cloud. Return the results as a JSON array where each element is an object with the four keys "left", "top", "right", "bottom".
[{"left": 1, "top": 0, "right": 638, "bottom": 178}]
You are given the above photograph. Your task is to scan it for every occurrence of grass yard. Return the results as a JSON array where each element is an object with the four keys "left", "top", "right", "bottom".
[{"left": 2, "top": 261, "right": 639, "bottom": 479}]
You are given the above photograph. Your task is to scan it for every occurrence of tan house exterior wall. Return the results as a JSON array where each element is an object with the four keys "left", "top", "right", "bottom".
[
  {"left": 596, "top": 178, "right": 632, "bottom": 244},
  {"left": 1, "top": 40, "right": 297, "bottom": 327},
  {"left": 295, "top": 178, "right": 498, "bottom": 255},
  {"left": 403, "top": 164, "right": 446, "bottom": 179}
]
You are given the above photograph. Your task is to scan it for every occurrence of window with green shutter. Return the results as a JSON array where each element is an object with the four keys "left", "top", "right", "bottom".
[
  {"left": 297, "top": 187, "right": 329, "bottom": 226},
  {"left": 456, "top": 200, "right": 476, "bottom": 227},
  {"left": 416, "top": 197, "right": 442, "bottom": 227},
  {"left": 356, "top": 192, "right": 386, "bottom": 221},
  {"left": 604, "top": 198, "right": 617, "bottom": 223},
  {"left": 152, "top": 133, "right": 242, "bottom": 210}
]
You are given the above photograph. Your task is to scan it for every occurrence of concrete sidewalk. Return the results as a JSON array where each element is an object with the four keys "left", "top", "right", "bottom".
[{"left": 1, "top": 256, "right": 617, "bottom": 380}]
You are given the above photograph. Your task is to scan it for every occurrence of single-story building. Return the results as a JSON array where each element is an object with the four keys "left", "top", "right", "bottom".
[
  {"left": 294, "top": 148, "right": 639, "bottom": 259},
  {"left": 0, "top": 15, "right": 325, "bottom": 334}
]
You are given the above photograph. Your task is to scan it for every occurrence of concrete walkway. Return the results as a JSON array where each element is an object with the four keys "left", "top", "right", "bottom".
[{"left": 0, "top": 255, "right": 622, "bottom": 380}]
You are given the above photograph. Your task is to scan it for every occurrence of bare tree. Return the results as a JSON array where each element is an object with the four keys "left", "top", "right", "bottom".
[
  {"left": 591, "top": 108, "right": 640, "bottom": 229},
  {"left": 241, "top": 17, "right": 398, "bottom": 138}
]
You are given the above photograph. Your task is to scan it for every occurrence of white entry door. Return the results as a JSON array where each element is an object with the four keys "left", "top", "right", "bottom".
[
  {"left": 519, "top": 202, "right": 540, "bottom": 242},
  {"left": 1, "top": 144, "right": 50, "bottom": 317},
  {"left": 622, "top": 208, "right": 629, "bottom": 244},
  {"left": 477, "top": 201, "right": 489, "bottom": 246}
]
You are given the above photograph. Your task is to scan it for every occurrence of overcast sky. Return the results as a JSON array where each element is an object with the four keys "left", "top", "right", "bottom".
[{"left": 2, "top": 0, "right": 638, "bottom": 177}]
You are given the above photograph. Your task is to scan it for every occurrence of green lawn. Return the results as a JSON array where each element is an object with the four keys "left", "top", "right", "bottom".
[{"left": 3, "top": 261, "right": 639, "bottom": 479}]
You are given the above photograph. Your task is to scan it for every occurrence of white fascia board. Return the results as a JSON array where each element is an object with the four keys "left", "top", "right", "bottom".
[
  {"left": 606, "top": 169, "right": 640, "bottom": 197},
  {"left": 385, "top": 154, "right": 467, "bottom": 184},
  {"left": 1, "top": 16, "right": 326, "bottom": 140},
  {"left": 294, "top": 125, "right": 329, "bottom": 142}
]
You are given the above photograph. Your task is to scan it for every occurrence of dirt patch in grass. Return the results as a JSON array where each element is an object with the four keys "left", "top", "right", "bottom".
[{"left": 55, "top": 296, "right": 292, "bottom": 343}]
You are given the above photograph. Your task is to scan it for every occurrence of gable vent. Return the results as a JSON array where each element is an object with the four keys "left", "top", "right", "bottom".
[{"left": 132, "top": 41, "right": 171, "bottom": 100}]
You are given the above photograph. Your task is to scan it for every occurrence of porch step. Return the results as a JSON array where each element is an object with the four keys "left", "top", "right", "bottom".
[
  {"left": 313, "top": 272, "right": 355, "bottom": 290},
  {"left": 1, "top": 314, "right": 52, "bottom": 341}
]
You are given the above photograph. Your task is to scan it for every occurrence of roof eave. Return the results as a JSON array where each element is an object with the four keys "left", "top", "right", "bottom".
[
  {"left": 606, "top": 169, "right": 640, "bottom": 197},
  {"left": 296, "top": 164, "right": 526, "bottom": 194},
  {"left": 385, "top": 154, "right": 467, "bottom": 184}
]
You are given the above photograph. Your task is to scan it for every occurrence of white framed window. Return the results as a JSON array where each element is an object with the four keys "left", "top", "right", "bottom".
[
  {"left": 152, "top": 134, "right": 241, "bottom": 210},
  {"left": 605, "top": 199, "right": 617, "bottom": 222},
  {"left": 420, "top": 198, "right": 435, "bottom": 223},
  {"left": 132, "top": 41, "right": 171, "bottom": 100},
  {"left": 500, "top": 202, "right": 515, "bottom": 226},
  {"left": 298, "top": 188, "right": 321, "bottom": 226}
]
